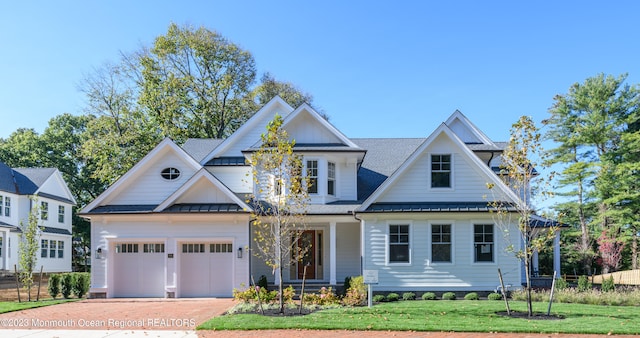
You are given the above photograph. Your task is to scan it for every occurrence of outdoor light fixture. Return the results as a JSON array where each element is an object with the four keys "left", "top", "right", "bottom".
[
  {"left": 96, "top": 247, "right": 103, "bottom": 259},
  {"left": 237, "top": 247, "right": 243, "bottom": 259}
]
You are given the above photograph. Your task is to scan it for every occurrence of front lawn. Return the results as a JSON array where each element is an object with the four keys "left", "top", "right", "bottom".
[
  {"left": 198, "top": 300, "right": 640, "bottom": 335},
  {"left": 0, "top": 299, "right": 78, "bottom": 314}
]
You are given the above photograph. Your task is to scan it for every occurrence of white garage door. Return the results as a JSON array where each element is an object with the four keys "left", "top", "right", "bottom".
[
  {"left": 179, "top": 242, "right": 233, "bottom": 297},
  {"left": 113, "top": 243, "right": 165, "bottom": 297}
]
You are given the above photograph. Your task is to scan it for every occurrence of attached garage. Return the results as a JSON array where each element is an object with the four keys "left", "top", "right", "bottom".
[
  {"left": 179, "top": 242, "right": 234, "bottom": 297},
  {"left": 112, "top": 242, "right": 165, "bottom": 297}
]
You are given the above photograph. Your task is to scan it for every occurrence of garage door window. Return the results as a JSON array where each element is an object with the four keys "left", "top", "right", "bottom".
[
  {"left": 116, "top": 243, "right": 139, "bottom": 253},
  {"left": 210, "top": 243, "right": 233, "bottom": 253},
  {"left": 182, "top": 243, "right": 205, "bottom": 253},
  {"left": 143, "top": 243, "right": 165, "bottom": 253}
]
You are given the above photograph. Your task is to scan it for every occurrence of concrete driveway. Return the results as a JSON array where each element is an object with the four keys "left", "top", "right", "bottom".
[{"left": 0, "top": 298, "right": 235, "bottom": 331}]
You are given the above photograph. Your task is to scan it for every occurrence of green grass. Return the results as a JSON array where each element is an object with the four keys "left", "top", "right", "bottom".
[
  {"left": 198, "top": 300, "right": 640, "bottom": 334},
  {"left": 0, "top": 299, "right": 78, "bottom": 314}
]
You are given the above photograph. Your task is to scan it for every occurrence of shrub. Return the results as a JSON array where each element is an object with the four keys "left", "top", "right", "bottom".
[
  {"left": 402, "top": 292, "right": 416, "bottom": 301},
  {"left": 342, "top": 276, "right": 352, "bottom": 296},
  {"left": 47, "top": 274, "right": 61, "bottom": 299},
  {"left": 487, "top": 292, "right": 502, "bottom": 300},
  {"left": 442, "top": 292, "right": 456, "bottom": 300},
  {"left": 304, "top": 287, "right": 339, "bottom": 305},
  {"left": 233, "top": 285, "right": 257, "bottom": 303},
  {"left": 601, "top": 276, "right": 615, "bottom": 292},
  {"left": 421, "top": 292, "right": 437, "bottom": 300},
  {"left": 342, "top": 276, "right": 366, "bottom": 306},
  {"left": 373, "top": 294, "right": 386, "bottom": 303},
  {"left": 61, "top": 273, "right": 74, "bottom": 299},
  {"left": 577, "top": 275, "right": 592, "bottom": 292},
  {"left": 464, "top": 292, "right": 479, "bottom": 300},
  {"left": 72, "top": 272, "right": 90, "bottom": 298},
  {"left": 282, "top": 285, "right": 296, "bottom": 304},
  {"left": 257, "top": 275, "right": 269, "bottom": 290},
  {"left": 386, "top": 293, "right": 400, "bottom": 302},
  {"left": 555, "top": 277, "right": 568, "bottom": 290}
]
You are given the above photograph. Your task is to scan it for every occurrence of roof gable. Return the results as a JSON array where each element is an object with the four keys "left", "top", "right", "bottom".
[
  {"left": 281, "top": 104, "right": 361, "bottom": 149},
  {"left": 80, "top": 138, "right": 201, "bottom": 214},
  {"left": 359, "top": 123, "right": 520, "bottom": 211},
  {"left": 201, "top": 96, "right": 294, "bottom": 164},
  {"left": 445, "top": 110, "right": 496, "bottom": 146},
  {"left": 155, "top": 169, "right": 251, "bottom": 212}
]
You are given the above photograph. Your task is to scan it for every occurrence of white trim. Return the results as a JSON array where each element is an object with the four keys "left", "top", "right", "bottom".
[
  {"left": 329, "top": 222, "right": 337, "bottom": 285},
  {"left": 470, "top": 222, "right": 496, "bottom": 265},
  {"left": 428, "top": 220, "right": 455, "bottom": 266},
  {"left": 445, "top": 110, "right": 496, "bottom": 147},
  {"left": 386, "top": 221, "right": 412, "bottom": 266},
  {"left": 281, "top": 103, "right": 361, "bottom": 149},
  {"left": 428, "top": 153, "right": 455, "bottom": 191},
  {"left": 80, "top": 138, "right": 201, "bottom": 214}
]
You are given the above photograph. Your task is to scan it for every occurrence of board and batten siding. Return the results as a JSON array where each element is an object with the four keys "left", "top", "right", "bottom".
[
  {"left": 91, "top": 215, "right": 250, "bottom": 297},
  {"left": 378, "top": 136, "right": 494, "bottom": 203},
  {"left": 361, "top": 214, "right": 521, "bottom": 291},
  {"left": 107, "top": 151, "right": 196, "bottom": 205}
]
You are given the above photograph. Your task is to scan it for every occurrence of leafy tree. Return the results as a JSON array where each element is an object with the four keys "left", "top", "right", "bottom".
[
  {"left": 247, "top": 114, "right": 310, "bottom": 314},
  {"left": 18, "top": 196, "right": 43, "bottom": 302},
  {"left": 488, "top": 116, "right": 558, "bottom": 316},
  {"left": 545, "top": 73, "right": 640, "bottom": 273}
]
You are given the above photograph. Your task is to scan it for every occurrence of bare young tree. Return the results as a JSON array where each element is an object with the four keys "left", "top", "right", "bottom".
[
  {"left": 247, "top": 114, "right": 310, "bottom": 313},
  {"left": 18, "top": 196, "right": 44, "bottom": 302}
]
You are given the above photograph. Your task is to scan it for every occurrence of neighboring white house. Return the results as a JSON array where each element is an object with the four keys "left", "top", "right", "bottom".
[
  {"left": 81, "top": 96, "right": 559, "bottom": 298},
  {"left": 0, "top": 161, "right": 75, "bottom": 273}
]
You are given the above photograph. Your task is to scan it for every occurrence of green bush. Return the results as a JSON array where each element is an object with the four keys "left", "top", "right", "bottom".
[
  {"left": 386, "top": 293, "right": 400, "bottom": 302},
  {"left": 402, "top": 292, "right": 416, "bottom": 300},
  {"left": 342, "top": 276, "right": 352, "bottom": 296},
  {"left": 72, "top": 272, "right": 90, "bottom": 298},
  {"left": 61, "top": 273, "right": 74, "bottom": 299},
  {"left": 303, "top": 287, "right": 339, "bottom": 305},
  {"left": 47, "top": 274, "right": 61, "bottom": 299},
  {"left": 373, "top": 294, "right": 386, "bottom": 303},
  {"left": 257, "top": 275, "right": 269, "bottom": 290},
  {"left": 555, "top": 277, "right": 568, "bottom": 290},
  {"left": 342, "top": 276, "right": 367, "bottom": 306},
  {"left": 577, "top": 275, "right": 592, "bottom": 292},
  {"left": 442, "top": 292, "right": 456, "bottom": 300},
  {"left": 421, "top": 292, "right": 437, "bottom": 300},
  {"left": 601, "top": 276, "right": 615, "bottom": 292},
  {"left": 487, "top": 292, "right": 502, "bottom": 300},
  {"left": 464, "top": 292, "right": 479, "bottom": 300}
]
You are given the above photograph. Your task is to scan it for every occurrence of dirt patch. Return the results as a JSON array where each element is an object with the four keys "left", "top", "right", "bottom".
[{"left": 496, "top": 311, "right": 564, "bottom": 320}]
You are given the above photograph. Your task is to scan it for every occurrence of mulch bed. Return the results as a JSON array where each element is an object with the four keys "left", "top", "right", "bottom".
[{"left": 496, "top": 311, "right": 564, "bottom": 320}]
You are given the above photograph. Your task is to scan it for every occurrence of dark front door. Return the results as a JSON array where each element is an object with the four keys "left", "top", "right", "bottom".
[{"left": 297, "top": 230, "right": 316, "bottom": 279}]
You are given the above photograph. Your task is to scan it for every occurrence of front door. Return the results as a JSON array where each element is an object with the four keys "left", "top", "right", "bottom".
[{"left": 297, "top": 230, "right": 315, "bottom": 279}]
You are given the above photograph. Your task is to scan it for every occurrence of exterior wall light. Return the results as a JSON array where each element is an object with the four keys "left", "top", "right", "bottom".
[
  {"left": 95, "top": 247, "right": 103, "bottom": 259},
  {"left": 237, "top": 247, "right": 243, "bottom": 259}
]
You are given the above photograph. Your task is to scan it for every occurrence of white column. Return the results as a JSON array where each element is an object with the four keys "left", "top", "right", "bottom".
[
  {"left": 330, "top": 222, "right": 337, "bottom": 285},
  {"left": 532, "top": 250, "right": 539, "bottom": 276},
  {"left": 553, "top": 230, "right": 561, "bottom": 276}
]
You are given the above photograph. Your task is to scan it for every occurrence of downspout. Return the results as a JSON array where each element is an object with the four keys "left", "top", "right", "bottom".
[{"left": 352, "top": 211, "right": 364, "bottom": 275}]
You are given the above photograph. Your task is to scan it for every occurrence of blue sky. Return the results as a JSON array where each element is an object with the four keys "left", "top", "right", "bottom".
[{"left": 1, "top": 1, "right": 639, "bottom": 144}]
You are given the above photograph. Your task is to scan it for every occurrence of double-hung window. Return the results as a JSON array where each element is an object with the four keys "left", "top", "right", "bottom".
[
  {"left": 57, "top": 241, "right": 64, "bottom": 258},
  {"left": 306, "top": 160, "right": 318, "bottom": 194},
  {"left": 327, "top": 162, "right": 336, "bottom": 196},
  {"left": 58, "top": 206, "right": 65, "bottom": 223},
  {"left": 474, "top": 224, "right": 494, "bottom": 262},
  {"left": 50, "top": 240, "right": 57, "bottom": 258},
  {"left": 389, "top": 224, "right": 410, "bottom": 263},
  {"left": 431, "top": 154, "right": 451, "bottom": 188},
  {"left": 41, "top": 201, "right": 49, "bottom": 220},
  {"left": 41, "top": 239, "right": 48, "bottom": 258},
  {"left": 4, "top": 197, "right": 10, "bottom": 217},
  {"left": 431, "top": 224, "right": 452, "bottom": 263}
]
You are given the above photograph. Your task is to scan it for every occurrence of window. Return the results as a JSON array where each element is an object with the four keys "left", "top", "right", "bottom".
[
  {"left": 0, "top": 196, "right": 3, "bottom": 216},
  {"left": 431, "top": 154, "right": 451, "bottom": 188},
  {"left": 50, "top": 240, "right": 57, "bottom": 258},
  {"left": 41, "top": 201, "right": 49, "bottom": 220},
  {"left": 0, "top": 237, "right": 2, "bottom": 257},
  {"left": 306, "top": 160, "right": 318, "bottom": 194},
  {"left": 327, "top": 162, "right": 336, "bottom": 196},
  {"left": 431, "top": 224, "right": 452, "bottom": 262},
  {"left": 116, "top": 243, "right": 139, "bottom": 253},
  {"left": 182, "top": 243, "right": 205, "bottom": 253},
  {"left": 143, "top": 243, "right": 165, "bottom": 253},
  {"left": 210, "top": 243, "right": 232, "bottom": 253},
  {"left": 161, "top": 167, "right": 180, "bottom": 180},
  {"left": 4, "top": 196, "right": 10, "bottom": 217},
  {"left": 389, "top": 224, "right": 410, "bottom": 263},
  {"left": 474, "top": 224, "right": 494, "bottom": 262},
  {"left": 58, "top": 205, "right": 65, "bottom": 223},
  {"left": 57, "top": 241, "right": 64, "bottom": 258},
  {"left": 41, "top": 239, "right": 48, "bottom": 258}
]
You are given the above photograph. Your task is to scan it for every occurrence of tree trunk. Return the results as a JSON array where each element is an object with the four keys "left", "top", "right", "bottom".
[{"left": 632, "top": 233, "right": 638, "bottom": 270}]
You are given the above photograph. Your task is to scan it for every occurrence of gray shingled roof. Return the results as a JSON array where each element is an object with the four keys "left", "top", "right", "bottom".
[
  {"left": 352, "top": 138, "right": 425, "bottom": 201},
  {"left": 0, "top": 161, "right": 17, "bottom": 193},
  {"left": 181, "top": 139, "right": 224, "bottom": 162},
  {"left": 12, "top": 168, "right": 57, "bottom": 194},
  {"left": 42, "top": 226, "right": 72, "bottom": 235}
]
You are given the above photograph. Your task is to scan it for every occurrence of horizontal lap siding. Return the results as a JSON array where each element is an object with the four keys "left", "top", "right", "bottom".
[
  {"left": 336, "top": 223, "right": 360, "bottom": 281},
  {"left": 209, "top": 167, "right": 251, "bottom": 193},
  {"left": 362, "top": 215, "right": 521, "bottom": 291}
]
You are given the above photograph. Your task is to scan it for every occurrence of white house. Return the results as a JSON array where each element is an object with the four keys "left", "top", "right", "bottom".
[
  {"left": 81, "top": 97, "right": 559, "bottom": 298},
  {"left": 0, "top": 161, "right": 75, "bottom": 274}
]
